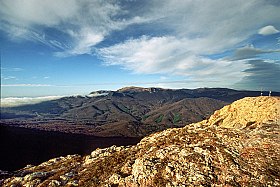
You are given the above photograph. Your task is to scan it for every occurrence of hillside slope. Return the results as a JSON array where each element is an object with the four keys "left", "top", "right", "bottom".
[
  {"left": 2, "top": 87, "right": 278, "bottom": 137},
  {"left": 1, "top": 96, "right": 279, "bottom": 186},
  {"left": 1, "top": 87, "right": 229, "bottom": 137}
]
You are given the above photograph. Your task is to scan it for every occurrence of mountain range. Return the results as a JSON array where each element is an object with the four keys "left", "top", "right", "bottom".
[{"left": 1, "top": 87, "right": 279, "bottom": 137}]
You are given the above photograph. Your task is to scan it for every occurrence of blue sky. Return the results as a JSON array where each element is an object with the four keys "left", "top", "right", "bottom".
[{"left": 1, "top": 0, "right": 280, "bottom": 98}]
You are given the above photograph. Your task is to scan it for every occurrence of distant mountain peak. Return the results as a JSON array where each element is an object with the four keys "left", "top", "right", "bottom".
[
  {"left": 117, "top": 86, "right": 167, "bottom": 93},
  {"left": 89, "top": 90, "right": 111, "bottom": 95}
]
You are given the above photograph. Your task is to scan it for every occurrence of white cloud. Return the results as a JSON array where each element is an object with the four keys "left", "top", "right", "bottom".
[
  {"left": 2, "top": 84, "right": 53, "bottom": 87},
  {"left": 1, "top": 0, "right": 152, "bottom": 57},
  {"left": 1, "top": 0, "right": 280, "bottom": 90},
  {"left": 94, "top": 0, "right": 280, "bottom": 88},
  {"left": 1, "top": 0, "right": 78, "bottom": 30},
  {"left": 12, "top": 68, "right": 23, "bottom": 71},
  {"left": 99, "top": 36, "right": 188, "bottom": 74},
  {"left": 1, "top": 95, "right": 65, "bottom": 107},
  {"left": 3, "top": 76, "right": 17, "bottom": 80},
  {"left": 98, "top": 36, "right": 248, "bottom": 85},
  {"left": 44, "top": 77, "right": 50, "bottom": 79},
  {"left": 258, "top": 25, "right": 280, "bottom": 35},
  {"left": 226, "top": 44, "right": 280, "bottom": 61},
  {"left": 55, "top": 30, "right": 105, "bottom": 57},
  {"left": 2, "top": 0, "right": 280, "bottom": 57},
  {"left": 144, "top": 0, "right": 280, "bottom": 54},
  {"left": 1, "top": 67, "right": 24, "bottom": 71}
]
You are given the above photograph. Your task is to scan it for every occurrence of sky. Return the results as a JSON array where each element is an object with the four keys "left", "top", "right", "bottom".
[{"left": 1, "top": 0, "right": 280, "bottom": 99}]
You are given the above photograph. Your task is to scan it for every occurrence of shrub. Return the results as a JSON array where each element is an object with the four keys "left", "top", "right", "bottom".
[
  {"left": 173, "top": 113, "right": 182, "bottom": 123},
  {"left": 119, "top": 105, "right": 129, "bottom": 113},
  {"left": 142, "top": 115, "right": 147, "bottom": 121},
  {"left": 157, "top": 114, "right": 164, "bottom": 123}
]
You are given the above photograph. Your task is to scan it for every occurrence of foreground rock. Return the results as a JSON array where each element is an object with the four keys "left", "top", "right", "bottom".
[
  {"left": 204, "top": 96, "right": 279, "bottom": 128},
  {"left": 1, "top": 97, "right": 279, "bottom": 186}
]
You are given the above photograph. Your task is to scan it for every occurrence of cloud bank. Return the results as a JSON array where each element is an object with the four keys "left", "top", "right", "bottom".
[
  {"left": 233, "top": 60, "right": 280, "bottom": 91},
  {"left": 98, "top": 36, "right": 247, "bottom": 83},
  {"left": 226, "top": 45, "right": 280, "bottom": 61},
  {"left": 1, "top": 95, "right": 65, "bottom": 107}
]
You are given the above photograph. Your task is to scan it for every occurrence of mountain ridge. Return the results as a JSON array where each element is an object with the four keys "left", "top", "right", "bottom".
[{"left": 1, "top": 87, "right": 280, "bottom": 137}]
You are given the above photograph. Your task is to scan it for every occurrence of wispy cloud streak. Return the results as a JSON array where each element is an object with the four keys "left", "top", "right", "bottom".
[{"left": 2, "top": 84, "right": 53, "bottom": 87}]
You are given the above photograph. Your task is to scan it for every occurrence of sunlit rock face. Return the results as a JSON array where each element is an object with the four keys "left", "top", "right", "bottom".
[
  {"left": 1, "top": 96, "right": 279, "bottom": 187},
  {"left": 203, "top": 96, "right": 279, "bottom": 129}
]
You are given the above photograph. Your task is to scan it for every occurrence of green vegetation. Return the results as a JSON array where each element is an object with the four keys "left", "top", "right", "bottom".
[
  {"left": 157, "top": 114, "right": 164, "bottom": 123},
  {"left": 141, "top": 115, "right": 147, "bottom": 121},
  {"left": 119, "top": 105, "right": 130, "bottom": 113},
  {"left": 142, "top": 113, "right": 158, "bottom": 121},
  {"left": 173, "top": 113, "right": 182, "bottom": 123}
]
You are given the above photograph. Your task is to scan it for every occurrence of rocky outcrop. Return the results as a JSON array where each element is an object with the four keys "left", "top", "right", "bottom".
[
  {"left": 1, "top": 96, "right": 279, "bottom": 186},
  {"left": 203, "top": 96, "right": 279, "bottom": 128}
]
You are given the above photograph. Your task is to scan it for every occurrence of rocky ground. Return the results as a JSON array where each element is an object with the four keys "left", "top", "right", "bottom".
[{"left": 1, "top": 96, "right": 279, "bottom": 186}]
